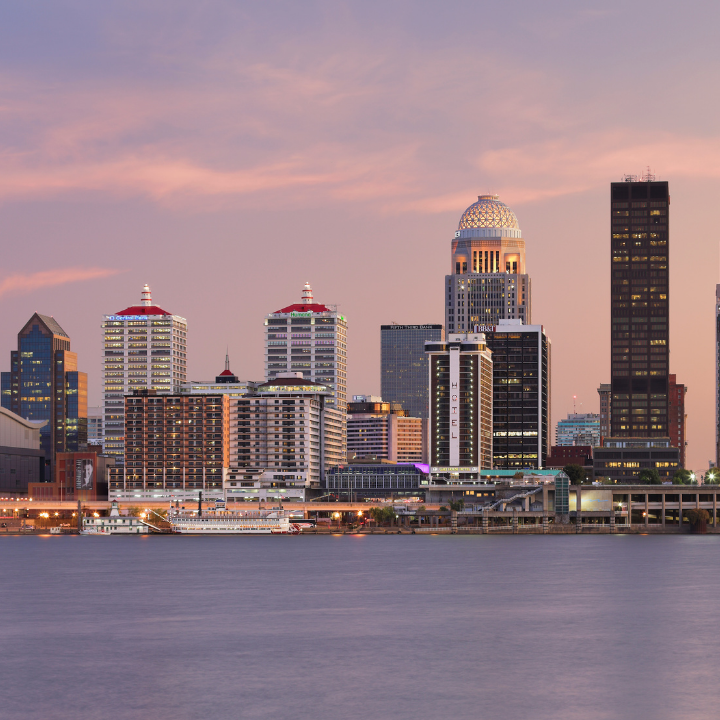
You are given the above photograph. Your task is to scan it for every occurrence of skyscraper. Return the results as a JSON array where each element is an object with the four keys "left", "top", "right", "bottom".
[
  {"left": 1, "top": 313, "right": 87, "bottom": 478},
  {"left": 265, "top": 282, "right": 347, "bottom": 460},
  {"left": 101, "top": 285, "right": 187, "bottom": 465},
  {"left": 425, "top": 332, "right": 493, "bottom": 481},
  {"left": 483, "top": 320, "right": 550, "bottom": 469},
  {"left": 610, "top": 176, "right": 669, "bottom": 437},
  {"left": 445, "top": 195, "right": 531, "bottom": 334},
  {"left": 381, "top": 324, "right": 443, "bottom": 419}
]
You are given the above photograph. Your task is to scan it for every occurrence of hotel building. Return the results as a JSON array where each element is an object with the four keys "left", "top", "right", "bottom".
[
  {"left": 425, "top": 333, "right": 493, "bottom": 482},
  {"left": 101, "top": 285, "right": 187, "bottom": 465},
  {"left": 381, "top": 324, "right": 443, "bottom": 419},
  {"left": 265, "top": 282, "right": 347, "bottom": 459},
  {"left": 445, "top": 195, "right": 531, "bottom": 334},
  {"left": 227, "top": 374, "right": 343, "bottom": 500},
  {"left": 109, "top": 389, "right": 229, "bottom": 501}
]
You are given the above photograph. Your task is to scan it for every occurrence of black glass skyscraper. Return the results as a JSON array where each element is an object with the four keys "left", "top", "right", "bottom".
[
  {"left": 1, "top": 313, "right": 87, "bottom": 478},
  {"left": 610, "top": 178, "right": 669, "bottom": 437},
  {"left": 381, "top": 324, "right": 443, "bottom": 419}
]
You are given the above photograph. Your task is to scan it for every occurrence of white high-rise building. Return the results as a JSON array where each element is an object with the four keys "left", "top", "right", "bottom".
[
  {"left": 101, "top": 285, "right": 188, "bottom": 465},
  {"left": 265, "top": 282, "right": 347, "bottom": 462},
  {"left": 445, "top": 195, "right": 531, "bottom": 333}
]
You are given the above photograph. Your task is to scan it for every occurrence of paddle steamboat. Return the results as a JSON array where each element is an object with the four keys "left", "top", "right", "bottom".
[{"left": 168, "top": 502, "right": 303, "bottom": 535}]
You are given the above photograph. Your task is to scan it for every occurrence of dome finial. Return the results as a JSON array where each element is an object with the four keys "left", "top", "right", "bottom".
[
  {"left": 141, "top": 284, "right": 152, "bottom": 306},
  {"left": 458, "top": 195, "right": 519, "bottom": 231}
]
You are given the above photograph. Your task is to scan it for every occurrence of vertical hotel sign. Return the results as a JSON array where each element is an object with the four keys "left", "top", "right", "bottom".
[{"left": 449, "top": 346, "right": 460, "bottom": 466}]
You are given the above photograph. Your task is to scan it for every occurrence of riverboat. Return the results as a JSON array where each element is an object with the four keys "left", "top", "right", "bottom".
[
  {"left": 168, "top": 507, "right": 301, "bottom": 535},
  {"left": 81, "top": 501, "right": 149, "bottom": 535}
]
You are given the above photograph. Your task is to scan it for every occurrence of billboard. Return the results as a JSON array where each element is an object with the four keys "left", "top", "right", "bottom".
[{"left": 75, "top": 458, "right": 94, "bottom": 491}]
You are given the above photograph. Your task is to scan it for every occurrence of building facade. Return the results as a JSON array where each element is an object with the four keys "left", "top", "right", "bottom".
[
  {"left": 30, "top": 451, "right": 114, "bottom": 501},
  {"left": 446, "top": 196, "right": 531, "bottom": 334},
  {"left": 265, "top": 283, "right": 347, "bottom": 460},
  {"left": 593, "top": 439, "right": 680, "bottom": 483},
  {"left": 109, "top": 389, "right": 229, "bottom": 500},
  {"left": 610, "top": 177, "right": 670, "bottom": 438},
  {"left": 325, "top": 462, "right": 427, "bottom": 500},
  {"left": 0, "top": 406, "right": 46, "bottom": 495},
  {"left": 481, "top": 320, "right": 551, "bottom": 470},
  {"left": 87, "top": 406, "right": 103, "bottom": 446},
  {"left": 425, "top": 333, "right": 493, "bottom": 482},
  {"left": 555, "top": 413, "right": 601, "bottom": 447},
  {"left": 598, "top": 383, "right": 612, "bottom": 441},
  {"left": 230, "top": 374, "right": 342, "bottom": 491},
  {"left": 1, "top": 313, "right": 87, "bottom": 478},
  {"left": 347, "top": 397, "right": 427, "bottom": 463},
  {"left": 381, "top": 324, "right": 443, "bottom": 419},
  {"left": 101, "top": 285, "right": 187, "bottom": 465},
  {"left": 668, "top": 374, "right": 687, "bottom": 468}
]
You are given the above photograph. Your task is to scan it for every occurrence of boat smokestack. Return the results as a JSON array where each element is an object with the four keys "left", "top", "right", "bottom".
[{"left": 198, "top": 491, "right": 203, "bottom": 517}]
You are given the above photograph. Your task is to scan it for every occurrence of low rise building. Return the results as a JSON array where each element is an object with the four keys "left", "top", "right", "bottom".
[
  {"left": 30, "top": 451, "right": 114, "bottom": 501},
  {"left": 0, "top": 406, "right": 46, "bottom": 496},
  {"left": 593, "top": 438, "right": 680, "bottom": 483},
  {"left": 347, "top": 396, "right": 427, "bottom": 463},
  {"left": 325, "top": 460, "right": 428, "bottom": 500}
]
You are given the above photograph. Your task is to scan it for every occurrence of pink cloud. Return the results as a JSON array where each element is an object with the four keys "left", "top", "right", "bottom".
[{"left": 0, "top": 267, "right": 122, "bottom": 299}]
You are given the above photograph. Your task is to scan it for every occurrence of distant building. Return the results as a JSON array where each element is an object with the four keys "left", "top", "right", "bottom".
[
  {"left": 102, "top": 285, "right": 187, "bottom": 465},
  {"left": 87, "top": 406, "right": 103, "bottom": 446},
  {"left": 445, "top": 195, "right": 531, "bottom": 333},
  {"left": 425, "top": 333, "right": 493, "bottom": 482},
  {"left": 381, "top": 324, "right": 443, "bottom": 419},
  {"left": 598, "top": 383, "right": 611, "bottom": 441},
  {"left": 555, "top": 413, "right": 601, "bottom": 447},
  {"left": 265, "top": 282, "right": 347, "bottom": 460},
  {"left": 545, "top": 445, "right": 594, "bottom": 481},
  {"left": 347, "top": 396, "right": 427, "bottom": 463},
  {"left": 668, "top": 374, "right": 687, "bottom": 468},
  {"left": 109, "top": 389, "right": 229, "bottom": 501},
  {"left": 229, "top": 374, "right": 343, "bottom": 495},
  {"left": 1, "top": 313, "right": 87, "bottom": 479},
  {"left": 0, "top": 406, "right": 46, "bottom": 495},
  {"left": 482, "top": 320, "right": 551, "bottom": 470}
]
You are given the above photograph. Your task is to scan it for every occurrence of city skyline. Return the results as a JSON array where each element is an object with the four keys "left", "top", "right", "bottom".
[{"left": 1, "top": 2, "right": 719, "bottom": 470}]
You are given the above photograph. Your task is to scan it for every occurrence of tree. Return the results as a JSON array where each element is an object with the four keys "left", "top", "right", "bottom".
[
  {"left": 639, "top": 468, "right": 661, "bottom": 484},
  {"left": 448, "top": 499, "right": 465, "bottom": 512},
  {"left": 685, "top": 508, "right": 709, "bottom": 528},
  {"left": 369, "top": 506, "right": 396, "bottom": 526},
  {"left": 563, "top": 464, "right": 585, "bottom": 485},
  {"left": 705, "top": 468, "right": 720, "bottom": 484},
  {"left": 673, "top": 469, "right": 692, "bottom": 485}
]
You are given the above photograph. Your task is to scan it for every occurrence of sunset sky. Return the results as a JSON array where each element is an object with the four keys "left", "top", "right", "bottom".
[{"left": 1, "top": 0, "right": 719, "bottom": 469}]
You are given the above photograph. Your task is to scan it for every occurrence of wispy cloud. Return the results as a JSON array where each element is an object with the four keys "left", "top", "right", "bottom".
[{"left": 0, "top": 267, "right": 122, "bottom": 299}]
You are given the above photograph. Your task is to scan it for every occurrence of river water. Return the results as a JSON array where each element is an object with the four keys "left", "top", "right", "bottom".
[{"left": 2, "top": 534, "right": 720, "bottom": 720}]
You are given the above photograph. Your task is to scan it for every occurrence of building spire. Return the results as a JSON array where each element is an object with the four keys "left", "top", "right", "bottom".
[
  {"left": 301, "top": 281, "right": 313, "bottom": 304},
  {"left": 141, "top": 284, "right": 152, "bottom": 306},
  {"left": 225, "top": 347, "right": 230, "bottom": 372}
]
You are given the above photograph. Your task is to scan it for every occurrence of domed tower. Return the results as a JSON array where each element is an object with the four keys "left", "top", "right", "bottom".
[{"left": 446, "top": 195, "right": 531, "bottom": 333}]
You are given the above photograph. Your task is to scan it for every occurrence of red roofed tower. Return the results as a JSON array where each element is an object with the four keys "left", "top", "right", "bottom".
[
  {"left": 265, "top": 282, "right": 347, "bottom": 465},
  {"left": 101, "top": 285, "right": 188, "bottom": 484}
]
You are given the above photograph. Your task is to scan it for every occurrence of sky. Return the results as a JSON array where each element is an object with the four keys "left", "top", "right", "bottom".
[{"left": 1, "top": 0, "right": 719, "bottom": 470}]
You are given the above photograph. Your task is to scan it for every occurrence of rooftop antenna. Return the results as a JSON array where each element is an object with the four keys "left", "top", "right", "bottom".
[
  {"left": 642, "top": 166, "right": 656, "bottom": 182},
  {"left": 573, "top": 395, "right": 577, "bottom": 414}
]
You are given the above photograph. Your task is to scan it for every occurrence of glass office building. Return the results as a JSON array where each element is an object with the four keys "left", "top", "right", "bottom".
[
  {"left": 381, "top": 324, "right": 443, "bottom": 419},
  {"left": 483, "top": 320, "right": 550, "bottom": 470},
  {"left": 1, "top": 313, "right": 87, "bottom": 478}
]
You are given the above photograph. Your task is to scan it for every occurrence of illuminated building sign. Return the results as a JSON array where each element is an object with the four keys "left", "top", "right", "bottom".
[
  {"left": 106, "top": 316, "right": 148, "bottom": 322},
  {"left": 430, "top": 467, "right": 479, "bottom": 474},
  {"left": 449, "top": 346, "right": 459, "bottom": 466}
]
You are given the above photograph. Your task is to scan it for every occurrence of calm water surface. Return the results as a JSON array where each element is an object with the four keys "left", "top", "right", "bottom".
[{"left": 1, "top": 534, "right": 720, "bottom": 720}]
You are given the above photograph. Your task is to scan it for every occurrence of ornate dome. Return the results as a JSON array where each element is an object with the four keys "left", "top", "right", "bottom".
[{"left": 458, "top": 195, "right": 519, "bottom": 231}]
